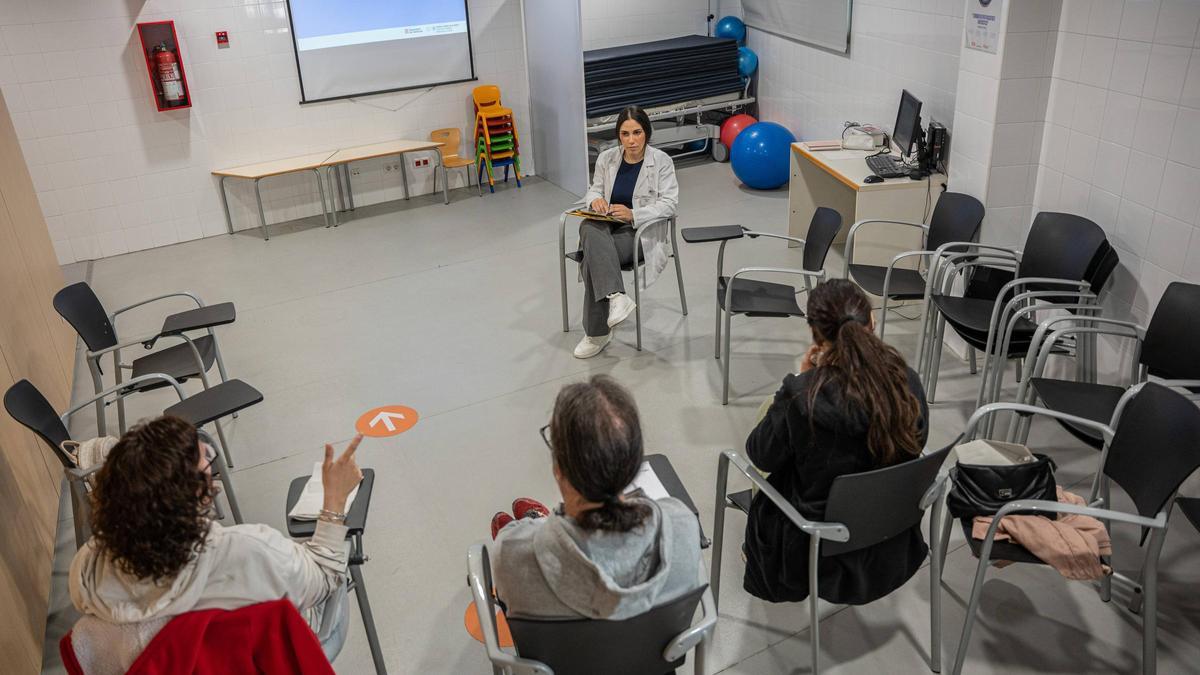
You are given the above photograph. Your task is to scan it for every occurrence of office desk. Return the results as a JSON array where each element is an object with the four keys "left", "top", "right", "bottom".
[{"left": 788, "top": 142, "right": 945, "bottom": 274}]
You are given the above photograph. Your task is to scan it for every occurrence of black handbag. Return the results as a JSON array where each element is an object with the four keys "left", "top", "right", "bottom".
[{"left": 946, "top": 454, "right": 1058, "bottom": 519}]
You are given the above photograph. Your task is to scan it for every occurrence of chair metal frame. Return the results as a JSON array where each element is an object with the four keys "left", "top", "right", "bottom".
[
  {"left": 915, "top": 240, "right": 1101, "bottom": 417},
  {"left": 713, "top": 229, "right": 826, "bottom": 405},
  {"left": 467, "top": 543, "right": 717, "bottom": 675},
  {"left": 710, "top": 449, "right": 949, "bottom": 674},
  {"left": 942, "top": 391, "right": 1198, "bottom": 675},
  {"left": 80, "top": 290, "right": 238, "bottom": 466},
  {"left": 842, "top": 217, "right": 939, "bottom": 339},
  {"left": 6, "top": 373, "right": 243, "bottom": 548},
  {"left": 558, "top": 208, "right": 688, "bottom": 351}
]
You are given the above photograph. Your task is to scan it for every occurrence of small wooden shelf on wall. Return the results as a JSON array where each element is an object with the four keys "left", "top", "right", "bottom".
[{"left": 136, "top": 20, "right": 192, "bottom": 112}]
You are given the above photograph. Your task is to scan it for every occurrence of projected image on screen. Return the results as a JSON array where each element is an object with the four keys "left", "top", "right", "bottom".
[{"left": 287, "top": 0, "right": 475, "bottom": 102}]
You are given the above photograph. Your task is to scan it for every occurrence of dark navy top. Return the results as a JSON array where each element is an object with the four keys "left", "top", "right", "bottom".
[{"left": 609, "top": 158, "right": 644, "bottom": 208}]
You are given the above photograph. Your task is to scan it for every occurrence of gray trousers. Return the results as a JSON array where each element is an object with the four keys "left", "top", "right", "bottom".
[{"left": 579, "top": 218, "right": 636, "bottom": 337}]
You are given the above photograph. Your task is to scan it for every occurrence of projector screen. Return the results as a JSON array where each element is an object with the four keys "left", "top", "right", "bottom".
[{"left": 285, "top": 0, "right": 476, "bottom": 103}]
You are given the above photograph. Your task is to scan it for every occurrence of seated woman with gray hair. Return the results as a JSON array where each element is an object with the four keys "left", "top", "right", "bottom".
[{"left": 490, "top": 375, "right": 700, "bottom": 619}]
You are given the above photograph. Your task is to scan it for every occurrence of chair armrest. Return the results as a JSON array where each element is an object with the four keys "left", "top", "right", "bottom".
[
  {"left": 109, "top": 292, "right": 206, "bottom": 321},
  {"left": 634, "top": 216, "right": 672, "bottom": 240},
  {"left": 681, "top": 225, "right": 745, "bottom": 244},
  {"left": 663, "top": 583, "right": 717, "bottom": 662},
  {"left": 1024, "top": 314, "right": 1141, "bottom": 384},
  {"left": 741, "top": 230, "right": 806, "bottom": 247},
  {"left": 467, "top": 544, "right": 553, "bottom": 675},
  {"left": 964, "top": 402, "right": 1114, "bottom": 442},
  {"left": 989, "top": 499, "right": 1167, "bottom": 530},
  {"left": 843, "top": 218, "right": 929, "bottom": 276},
  {"left": 61, "top": 373, "right": 187, "bottom": 423},
  {"left": 86, "top": 334, "right": 164, "bottom": 359},
  {"left": 718, "top": 451, "right": 849, "bottom": 541}
]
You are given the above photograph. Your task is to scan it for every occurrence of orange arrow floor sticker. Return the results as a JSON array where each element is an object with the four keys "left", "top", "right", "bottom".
[{"left": 355, "top": 405, "right": 419, "bottom": 437}]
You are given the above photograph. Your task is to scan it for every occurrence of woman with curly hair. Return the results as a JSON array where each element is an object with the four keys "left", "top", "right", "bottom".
[{"left": 67, "top": 415, "right": 363, "bottom": 674}]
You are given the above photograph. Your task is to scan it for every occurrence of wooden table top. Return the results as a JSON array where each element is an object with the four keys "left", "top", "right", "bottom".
[
  {"left": 324, "top": 139, "right": 444, "bottom": 164},
  {"left": 211, "top": 151, "right": 338, "bottom": 179}
]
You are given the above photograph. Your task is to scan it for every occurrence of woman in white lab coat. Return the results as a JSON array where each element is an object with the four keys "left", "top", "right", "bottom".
[{"left": 574, "top": 106, "right": 679, "bottom": 358}]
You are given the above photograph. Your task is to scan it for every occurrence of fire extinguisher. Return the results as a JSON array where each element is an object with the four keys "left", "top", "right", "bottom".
[{"left": 153, "top": 42, "right": 186, "bottom": 107}]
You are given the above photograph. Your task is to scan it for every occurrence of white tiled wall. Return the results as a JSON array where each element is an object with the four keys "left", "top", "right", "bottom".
[
  {"left": 948, "top": 0, "right": 1060, "bottom": 248},
  {"left": 0, "top": 0, "right": 530, "bottom": 263},
  {"left": 1033, "top": 0, "right": 1200, "bottom": 322},
  {"left": 745, "top": 0, "right": 964, "bottom": 142},
  {"left": 581, "top": 0, "right": 709, "bottom": 52}
]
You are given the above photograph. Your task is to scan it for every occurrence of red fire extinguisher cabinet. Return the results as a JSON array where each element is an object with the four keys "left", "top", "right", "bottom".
[{"left": 136, "top": 21, "right": 192, "bottom": 112}]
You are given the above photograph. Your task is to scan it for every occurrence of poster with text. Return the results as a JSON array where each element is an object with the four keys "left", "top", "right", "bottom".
[{"left": 965, "top": 0, "right": 1003, "bottom": 54}]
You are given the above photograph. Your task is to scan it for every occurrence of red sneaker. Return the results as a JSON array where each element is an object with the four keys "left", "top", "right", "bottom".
[
  {"left": 491, "top": 512, "right": 514, "bottom": 539},
  {"left": 512, "top": 497, "right": 550, "bottom": 520}
]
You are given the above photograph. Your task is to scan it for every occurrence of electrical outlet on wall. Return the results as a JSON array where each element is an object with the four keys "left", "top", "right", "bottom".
[{"left": 350, "top": 168, "right": 360, "bottom": 176}]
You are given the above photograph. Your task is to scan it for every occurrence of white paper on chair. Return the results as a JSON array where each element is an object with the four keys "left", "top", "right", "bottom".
[
  {"left": 623, "top": 461, "right": 671, "bottom": 501},
  {"left": 288, "top": 462, "right": 361, "bottom": 521}
]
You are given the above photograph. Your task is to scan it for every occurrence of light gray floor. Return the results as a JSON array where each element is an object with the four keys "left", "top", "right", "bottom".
[{"left": 40, "top": 162, "right": 1200, "bottom": 674}]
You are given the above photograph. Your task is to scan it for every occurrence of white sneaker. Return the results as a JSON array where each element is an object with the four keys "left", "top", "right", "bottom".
[
  {"left": 573, "top": 333, "right": 612, "bottom": 359},
  {"left": 606, "top": 293, "right": 636, "bottom": 328}
]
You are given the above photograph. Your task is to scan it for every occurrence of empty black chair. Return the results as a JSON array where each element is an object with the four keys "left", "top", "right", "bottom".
[
  {"left": 711, "top": 444, "right": 953, "bottom": 674},
  {"left": 1010, "top": 281, "right": 1200, "bottom": 447},
  {"left": 945, "top": 383, "right": 1200, "bottom": 675},
  {"left": 843, "top": 192, "right": 985, "bottom": 339},
  {"left": 53, "top": 281, "right": 248, "bottom": 465},
  {"left": 682, "top": 207, "right": 841, "bottom": 404},
  {"left": 1178, "top": 498, "right": 1200, "bottom": 534},
  {"left": 558, "top": 210, "right": 688, "bottom": 351},
  {"left": 467, "top": 544, "right": 716, "bottom": 675},
  {"left": 4, "top": 377, "right": 245, "bottom": 547},
  {"left": 917, "top": 212, "right": 1115, "bottom": 410}
]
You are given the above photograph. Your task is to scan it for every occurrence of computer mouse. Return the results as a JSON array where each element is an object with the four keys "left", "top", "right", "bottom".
[{"left": 863, "top": 175, "right": 884, "bottom": 184}]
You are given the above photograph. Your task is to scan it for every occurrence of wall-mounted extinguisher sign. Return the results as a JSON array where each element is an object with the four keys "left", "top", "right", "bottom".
[{"left": 153, "top": 42, "right": 187, "bottom": 107}]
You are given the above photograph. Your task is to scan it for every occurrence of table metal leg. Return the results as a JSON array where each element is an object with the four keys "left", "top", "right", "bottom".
[
  {"left": 335, "top": 164, "right": 346, "bottom": 212},
  {"left": 398, "top": 153, "right": 411, "bottom": 200},
  {"left": 254, "top": 177, "right": 269, "bottom": 240},
  {"left": 350, "top": 563, "right": 387, "bottom": 674},
  {"left": 435, "top": 148, "right": 448, "bottom": 204},
  {"left": 325, "top": 167, "right": 339, "bottom": 227},
  {"left": 312, "top": 168, "right": 332, "bottom": 228},
  {"left": 342, "top": 164, "right": 355, "bottom": 210},
  {"left": 218, "top": 176, "right": 234, "bottom": 235}
]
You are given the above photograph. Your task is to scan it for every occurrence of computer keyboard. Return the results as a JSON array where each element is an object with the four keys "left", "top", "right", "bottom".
[{"left": 866, "top": 154, "right": 909, "bottom": 179}]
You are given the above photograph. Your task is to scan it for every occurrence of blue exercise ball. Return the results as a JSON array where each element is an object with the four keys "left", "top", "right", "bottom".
[
  {"left": 737, "top": 46, "right": 758, "bottom": 78},
  {"left": 731, "top": 122, "right": 796, "bottom": 190},
  {"left": 714, "top": 16, "right": 746, "bottom": 44}
]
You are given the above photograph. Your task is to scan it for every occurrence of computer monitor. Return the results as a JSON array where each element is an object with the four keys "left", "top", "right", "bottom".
[{"left": 892, "top": 90, "right": 923, "bottom": 158}]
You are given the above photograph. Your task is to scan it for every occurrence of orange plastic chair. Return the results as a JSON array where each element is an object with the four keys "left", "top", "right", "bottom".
[
  {"left": 472, "top": 84, "right": 513, "bottom": 122},
  {"left": 430, "top": 128, "right": 477, "bottom": 193}
]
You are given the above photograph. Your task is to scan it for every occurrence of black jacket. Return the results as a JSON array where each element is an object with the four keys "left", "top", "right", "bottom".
[{"left": 742, "top": 367, "right": 929, "bottom": 605}]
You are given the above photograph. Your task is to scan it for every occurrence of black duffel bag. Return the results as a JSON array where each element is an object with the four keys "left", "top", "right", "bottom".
[{"left": 947, "top": 454, "right": 1058, "bottom": 519}]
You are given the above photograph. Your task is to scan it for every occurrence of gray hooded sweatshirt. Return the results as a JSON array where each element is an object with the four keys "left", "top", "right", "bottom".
[{"left": 491, "top": 496, "right": 701, "bottom": 620}]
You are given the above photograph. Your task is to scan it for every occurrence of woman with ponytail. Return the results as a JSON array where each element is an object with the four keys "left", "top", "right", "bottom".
[
  {"left": 490, "top": 375, "right": 701, "bottom": 620},
  {"left": 742, "top": 279, "right": 929, "bottom": 605}
]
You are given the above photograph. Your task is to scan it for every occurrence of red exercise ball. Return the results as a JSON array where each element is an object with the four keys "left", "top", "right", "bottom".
[{"left": 720, "top": 114, "right": 758, "bottom": 150}]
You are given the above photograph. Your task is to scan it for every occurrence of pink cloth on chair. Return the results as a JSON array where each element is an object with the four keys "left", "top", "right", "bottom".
[{"left": 972, "top": 486, "right": 1113, "bottom": 580}]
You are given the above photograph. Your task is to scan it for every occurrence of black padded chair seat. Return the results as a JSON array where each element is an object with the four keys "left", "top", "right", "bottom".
[
  {"left": 718, "top": 276, "right": 803, "bottom": 317},
  {"left": 565, "top": 248, "right": 646, "bottom": 271},
  {"left": 1177, "top": 497, "right": 1200, "bottom": 533},
  {"left": 960, "top": 519, "right": 1049, "bottom": 565},
  {"left": 931, "top": 295, "right": 1038, "bottom": 342},
  {"left": 848, "top": 264, "right": 928, "bottom": 299},
  {"left": 1029, "top": 378, "right": 1125, "bottom": 449},
  {"left": 163, "top": 379, "right": 262, "bottom": 426},
  {"left": 130, "top": 335, "right": 217, "bottom": 387}
]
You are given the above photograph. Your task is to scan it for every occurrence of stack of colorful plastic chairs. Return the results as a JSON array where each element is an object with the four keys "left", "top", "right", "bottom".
[{"left": 473, "top": 85, "right": 522, "bottom": 193}]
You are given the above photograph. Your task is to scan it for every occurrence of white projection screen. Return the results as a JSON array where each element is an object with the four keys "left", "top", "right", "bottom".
[
  {"left": 286, "top": 0, "right": 476, "bottom": 103},
  {"left": 742, "top": 0, "right": 853, "bottom": 54}
]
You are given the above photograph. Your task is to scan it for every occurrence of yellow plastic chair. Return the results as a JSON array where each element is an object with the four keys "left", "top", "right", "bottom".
[{"left": 430, "top": 128, "right": 477, "bottom": 193}]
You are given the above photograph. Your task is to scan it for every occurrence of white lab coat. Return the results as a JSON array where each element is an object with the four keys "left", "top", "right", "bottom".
[{"left": 583, "top": 144, "right": 679, "bottom": 289}]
